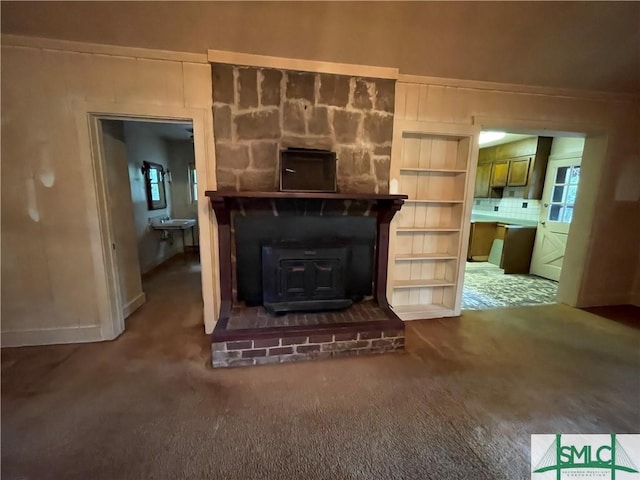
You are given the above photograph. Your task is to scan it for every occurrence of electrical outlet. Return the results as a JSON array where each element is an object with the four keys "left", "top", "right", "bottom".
[
  {"left": 494, "top": 206, "right": 499, "bottom": 212},
  {"left": 522, "top": 202, "right": 528, "bottom": 208}
]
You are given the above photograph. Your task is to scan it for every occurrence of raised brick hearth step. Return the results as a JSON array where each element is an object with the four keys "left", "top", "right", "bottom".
[{"left": 211, "top": 304, "right": 405, "bottom": 368}]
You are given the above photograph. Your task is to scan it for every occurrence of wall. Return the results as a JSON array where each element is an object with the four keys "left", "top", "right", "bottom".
[
  {"left": 211, "top": 64, "right": 394, "bottom": 193},
  {"left": 392, "top": 81, "right": 640, "bottom": 307},
  {"left": 167, "top": 140, "right": 198, "bottom": 252},
  {"left": 1, "top": 34, "right": 638, "bottom": 347},
  {"left": 122, "top": 121, "right": 180, "bottom": 274},
  {"left": 101, "top": 120, "right": 144, "bottom": 314},
  {"left": 0, "top": 40, "right": 216, "bottom": 346},
  {"left": 167, "top": 140, "right": 197, "bottom": 220}
]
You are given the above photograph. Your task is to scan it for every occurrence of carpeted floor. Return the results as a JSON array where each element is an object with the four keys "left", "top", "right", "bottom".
[
  {"left": 2, "top": 258, "right": 638, "bottom": 480},
  {"left": 462, "top": 262, "right": 558, "bottom": 309}
]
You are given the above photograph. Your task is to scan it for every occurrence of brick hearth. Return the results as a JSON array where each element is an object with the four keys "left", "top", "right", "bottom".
[{"left": 212, "top": 301, "right": 405, "bottom": 368}]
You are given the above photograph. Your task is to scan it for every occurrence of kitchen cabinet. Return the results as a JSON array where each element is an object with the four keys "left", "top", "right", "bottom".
[
  {"left": 475, "top": 137, "right": 553, "bottom": 199},
  {"left": 507, "top": 156, "right": 531, "bottom": 186},
  {"left": 468, "top": 222, "right": 537, "bottom": 274},
  {"left": 467, "top": 221, "right": 498, "bottom": 261},
  {"left": 501, "top": 226, "right": 537, "bottom": 274},
  {"left": 490, "top": 160, "right": 509, "bottom": 187},
  {"left": 474, "top": 162, "right": 492, "bottom": 198}
]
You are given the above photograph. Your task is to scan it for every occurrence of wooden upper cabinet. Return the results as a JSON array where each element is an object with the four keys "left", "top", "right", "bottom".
[
  {"left": 490, "top": 160, "right": 509, "bottom": 187},
  {"left": 496, "top": 137, "right": 538, "bottom": 159},
  {"left": 474, "top": 162, "right": 492, "bottom": 197},
  {"left": 476, "top": 136, "right": 553, "bottom": 199},
  {"left": 477, "top": 147, "right": 495, "bottom": 164},
  {"left": 507, "top": 156, "right": 531, "bottom": 186}
]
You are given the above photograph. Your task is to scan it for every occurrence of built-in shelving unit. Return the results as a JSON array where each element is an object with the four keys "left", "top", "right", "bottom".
[{"left": 387, "top": 121, "right": 479, "bottom": 320}]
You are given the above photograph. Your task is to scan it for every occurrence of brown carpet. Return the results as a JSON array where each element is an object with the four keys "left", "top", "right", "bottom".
[{"left": 2, "top": 258, "right": 639, "bottom": 480}]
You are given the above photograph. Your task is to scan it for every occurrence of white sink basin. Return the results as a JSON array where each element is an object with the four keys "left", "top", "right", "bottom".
[{"left": 151, "top": 219, "right": 197, "bottom": 230}]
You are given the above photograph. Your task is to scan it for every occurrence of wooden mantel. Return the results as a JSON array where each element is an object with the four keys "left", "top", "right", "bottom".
[
  {"left": 204, "top": 190, "right": 407, "bottom": 323},
  {"left": 204, "top": 191, "right": 408, "bottom": 202}
]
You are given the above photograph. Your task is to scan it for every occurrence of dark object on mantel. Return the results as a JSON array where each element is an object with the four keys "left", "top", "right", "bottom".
[
  {"left": 280, "top": 148, "right": 337, "bottom": 193},
  {"left": 205, "top": 190, "right": 407, "bottom": 325},
  {"left": 262, "top": 240, "right": 352, "bottom": 315}
]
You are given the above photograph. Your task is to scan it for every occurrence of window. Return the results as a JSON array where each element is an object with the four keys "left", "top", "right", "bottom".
[
  {"left": 189, "top": 163, "right": 197, "bottom": 203},
  {"left": 548, "top": 165, "right": 580, "bottom": 223}
]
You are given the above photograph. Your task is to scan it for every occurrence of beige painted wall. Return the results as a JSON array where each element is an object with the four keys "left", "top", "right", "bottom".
[
  {"left": 392, "top": 81, "right": 640, "bottom": 307},
  {"left": 0, "top": 40, "right": 216, "bottom": 346},
  {"left": 168, "top": 141, "right": 197, "bottom": 221},
  {"left": 1, "top": 34, "right": 638, "bottom": 347},
  {"left": 550, "top": 137, "right": 586, "bottom": 156}
]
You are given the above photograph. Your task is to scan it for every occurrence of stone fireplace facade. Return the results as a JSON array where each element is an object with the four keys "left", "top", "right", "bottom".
[{"left": 211, "top": 63, "right": 395, "bottom": 193}]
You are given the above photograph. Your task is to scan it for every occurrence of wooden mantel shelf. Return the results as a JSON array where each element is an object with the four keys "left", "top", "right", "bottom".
[
  {"left": 205, "top": 190, "right": 408, "bottom": 324},
  {"left": 204, "top": 191, "right": 408, "bottom": 202}
]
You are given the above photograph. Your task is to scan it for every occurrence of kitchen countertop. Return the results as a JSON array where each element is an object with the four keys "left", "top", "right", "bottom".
[{"left": 470, "top": 213, "right": 538, "bottom": 227}]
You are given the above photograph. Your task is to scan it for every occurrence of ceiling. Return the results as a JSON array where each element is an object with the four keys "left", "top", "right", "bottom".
[
  {"left": 2, "top": 2, "right": 639, "bottom": 94},
  {"left": 479, "top": 133, "right": 534, "bottom": 149},
  {"left": 131, "top": 121, "right": 193, "bottom": 142}
]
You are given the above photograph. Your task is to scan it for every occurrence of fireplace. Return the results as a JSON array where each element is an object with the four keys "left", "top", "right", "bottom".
[
  {"left": 206, "top": 191, "right": 408, "bottom": 368},
  {"left": 208, "top": 61, "right": 403, "bottom": 367}
]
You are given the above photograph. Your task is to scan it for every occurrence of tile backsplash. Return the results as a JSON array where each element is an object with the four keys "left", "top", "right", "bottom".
[{"left": 472, "top": 187, "right": 541, "bottom": 221}]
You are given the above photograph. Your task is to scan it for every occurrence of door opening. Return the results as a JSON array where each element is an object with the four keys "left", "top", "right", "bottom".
[
  {"left": 99, "top": 118, "right": 201, "bottom": 326},
  {"left": 463, "top": 131, "right": 585, "bottom": 310}
]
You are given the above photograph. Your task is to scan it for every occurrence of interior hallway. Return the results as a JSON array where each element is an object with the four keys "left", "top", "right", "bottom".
[{"left": 2, "top": 260, "right": 639, "bottom": 480}]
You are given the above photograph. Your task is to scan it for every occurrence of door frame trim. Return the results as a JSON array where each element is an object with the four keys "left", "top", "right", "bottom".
[
  {"left": 75, "top": 102, "right": 219, "bottom": 340},
  {"left": 472, "top": 115, "right": 607, "bottom": 307}
]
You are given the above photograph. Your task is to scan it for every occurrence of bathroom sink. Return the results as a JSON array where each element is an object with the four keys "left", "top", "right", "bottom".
[{"left": 151, "top": 219, "right": 197, "bottom": 230}]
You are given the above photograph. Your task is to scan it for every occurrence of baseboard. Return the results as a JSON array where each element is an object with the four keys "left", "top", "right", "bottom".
[
  {"left": 123, "top": 292, "right": 146, "bottom": 318},
  {"left": 1, "top": 325, "right": 103, "bottom": 348},
  {"left": 575, "top": 291, "right": 633, "bottom": 308}
]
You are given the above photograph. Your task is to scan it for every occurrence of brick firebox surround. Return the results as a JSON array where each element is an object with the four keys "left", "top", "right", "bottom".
[
  {"left": 211, "top": 63, "right": 395, "bottom": 193},
  {"left": 206, "top": 191, "right": 407, "bottom": 368}
]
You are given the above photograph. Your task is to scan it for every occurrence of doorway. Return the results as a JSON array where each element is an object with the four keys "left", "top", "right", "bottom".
[
  {"left": 99, "top": 118, "right": 202, "bottom": 324},
  {"left": 462, "top": 131, "right": 585, "bottom": 310}
]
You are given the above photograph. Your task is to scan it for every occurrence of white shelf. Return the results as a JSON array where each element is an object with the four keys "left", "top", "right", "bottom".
[
  {"left": 395, "top": 253, "right": 457, "bottom": 261},
  {"left": 391, "top": 304, "right": 456, "bottom": 320},
  {"left": 397, "top": 227, "right": 461, "bottom": 233},
  {"left": 393, "top": 279, "right": 456, "bottom": 289},
  {"left": 389, "top": 122, "right": 476, "bottom": 321},
  {"left": 400, "top": 168, "right": 467, "bottom": 173},
  {"left": 405, "top": 199, "right": 464, "bottom": 204}
]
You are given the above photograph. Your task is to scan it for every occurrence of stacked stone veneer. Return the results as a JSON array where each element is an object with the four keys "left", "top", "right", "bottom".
[
  {"left": 212, "top": 63, "right": 395, "bottom": 193},
  {"left": 212, "top": 329, "right": 405, "bottom": 368}
]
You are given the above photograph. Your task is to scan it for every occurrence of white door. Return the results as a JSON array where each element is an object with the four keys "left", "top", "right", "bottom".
[
  {"left": 101, "top": 120, "right": 145, "bottom": 318},
  {"left": 530, "top": 155, "right": 582, "bottom": 281}
]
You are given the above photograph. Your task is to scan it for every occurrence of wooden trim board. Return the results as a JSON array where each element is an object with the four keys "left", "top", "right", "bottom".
[
  {"left": 1, "top": 325, "right": 103, "bottom": 348},
  {"left": 1, "top": 34, "right": 209, "bottom": 63},
  {"left": 207, "top": 49, "right": 399, "bottom": 79}
]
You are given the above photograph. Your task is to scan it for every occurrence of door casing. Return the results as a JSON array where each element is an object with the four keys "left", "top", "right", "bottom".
[{"left": 75, "top": 102, "right": 219, "bottom": 340}]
